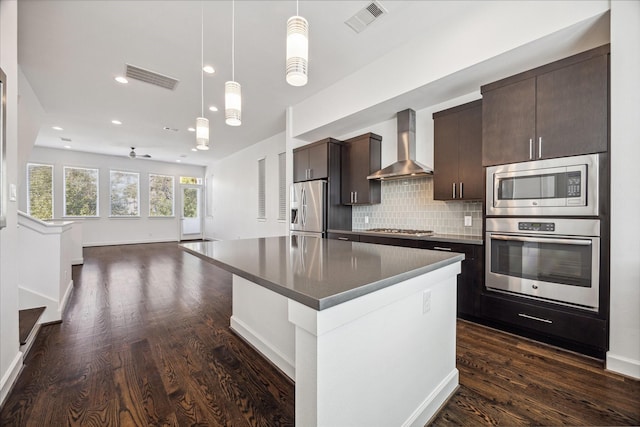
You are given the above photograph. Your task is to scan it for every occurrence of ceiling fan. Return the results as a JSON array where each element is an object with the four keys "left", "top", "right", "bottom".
[{"left": 129, "top": 147, "right": 151, "bottom": 159}]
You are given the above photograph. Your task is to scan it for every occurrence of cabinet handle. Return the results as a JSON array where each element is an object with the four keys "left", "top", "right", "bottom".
[
  {"left": 350, "top": 192, "right": 353, "bottom": 203},
  {"left": 518, "top": 313, "right": 553, "bottom": 324},
  {"left": 538, "top": 137, "right": 542, "bottom": 158},
  {"left": 433, "top": 246, "right": 452, "bottom": 251},
  {"left": 309, "top": 168, "right": 313, "bottom": 179},
  {"left": 529, "top": 138, "right": 533, "bottom": 160},
  {"left": 452, "top": 183, "right": 456, "bottom": 199},
  {"left": 460, "top": 182, "right": 463, "bottom": 199},
  {"left": 337, "top": 237, "right": 349, "bottom": 241},
  {"left": 354, "top": 191, "right": 358, "bottom": 204}
]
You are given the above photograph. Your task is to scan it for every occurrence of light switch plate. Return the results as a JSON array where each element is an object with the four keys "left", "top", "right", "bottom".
[
  {"left": 9, "top": 184, "right": 16, "bottom": 202},
  {"left": 464, "top": 215, "right": 472, "bottom": 227}
]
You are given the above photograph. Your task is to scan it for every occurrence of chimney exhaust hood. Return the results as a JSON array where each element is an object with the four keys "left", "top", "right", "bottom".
[{"left": 367, "top": 109, "right": 433, "bottom": 180}]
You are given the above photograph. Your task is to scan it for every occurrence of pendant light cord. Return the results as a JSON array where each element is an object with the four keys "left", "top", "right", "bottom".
[
  {"left": 296, "top": 0, "right": 299, "bottom": 16},
  {"left": 231, "top": 0, "right": 235, "bottom": 81},
  {"left": 200, "top": 1, "right": 204, "bottom": 117}
]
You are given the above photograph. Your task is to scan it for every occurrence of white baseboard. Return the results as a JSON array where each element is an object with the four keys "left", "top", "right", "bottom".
[
  {"left": 403, "top": 369, "right": 459, "bottom": 427},
  {"left": 59, "top": 279, "right": 74, "bottom": 317},
  {"left": 606, "top": 352, "right": 640, "bottom": 379},
  {"left": 230, "top": 316, "right": 295, "bottom": 380},
  {"left": 0, "top": 351, "right": 24, "bottom": 408},
  {"left": 71, "top": 257, "right": 84, "bottom": 265},
  {"left": 20, "top": 323, "right": 42, "bottom": 358},
  {"left": 83, "top": 238, "right": 179, "bottom": 247}
]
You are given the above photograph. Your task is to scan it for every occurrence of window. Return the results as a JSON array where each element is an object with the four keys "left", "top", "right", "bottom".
[
  {"left": 180, "top": 176, "right": 202, "bottom": 185},
  {"left": 27, "top": 163, "right": 54, "bottom": 220},
  {"left": 149, "top": 174, "right": 174, "bottom": 217},
  {"left": 258, "top": 157, "right": 266, "bottom": 219},
  {"left": 110, "top": 170, "right": 139, "bottom": 217},
  {"left": 64, "top": 166, "right": 99, "bottom": 217},
  {"left": 278, "top": 152, "right": 286, "bottom": 221}
]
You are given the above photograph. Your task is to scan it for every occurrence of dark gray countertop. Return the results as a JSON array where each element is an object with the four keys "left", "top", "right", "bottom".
[
  {"left": 329, "top": 229, "right": 484, "bottom": 245},
  {"left": 181, "top": 236, "right": 464, "bottom": 311}
]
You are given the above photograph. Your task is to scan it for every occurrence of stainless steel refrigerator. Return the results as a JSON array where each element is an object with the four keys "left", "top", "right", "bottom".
[{"left": 290, "top": 180, "right": 327, "bottom": 237}]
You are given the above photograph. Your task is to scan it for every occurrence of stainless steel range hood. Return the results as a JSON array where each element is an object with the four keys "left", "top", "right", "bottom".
[{"left": 367, "top": 109, "right": 433, "bottom": 180}]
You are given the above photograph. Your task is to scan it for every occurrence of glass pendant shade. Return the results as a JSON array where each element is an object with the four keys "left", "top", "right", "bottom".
[
  {"left": 286, "top": 16, "right": 308, "bottom": 87},
  {"left": 195, "top": 117, "right": 210, "bottom": 150},
  {"left": 225, "top": 81, "right": 242, "bottom": 126}
]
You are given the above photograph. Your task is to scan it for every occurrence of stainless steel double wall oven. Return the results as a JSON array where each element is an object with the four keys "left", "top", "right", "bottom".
[{"left": 485, "top": 153, "right": 604, "bottom": 312}]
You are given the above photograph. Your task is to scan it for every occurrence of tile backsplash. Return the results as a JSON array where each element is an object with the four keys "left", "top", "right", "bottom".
[{"left": 352, "top": 177, "right": 483, "bottom": 236}]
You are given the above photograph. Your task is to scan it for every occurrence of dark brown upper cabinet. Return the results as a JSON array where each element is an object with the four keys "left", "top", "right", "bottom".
[
  {"left": 341, "top": 133, "right": 382, "bottom": 205},
  {"left": 482, "top": 45, "right": 609, "bottom": 166},
  {"left": 433, "top": 100, "right": 483, "bottom": 201},
  {"left": 293, "top": 140, "right": 331, "bottom": 182}
]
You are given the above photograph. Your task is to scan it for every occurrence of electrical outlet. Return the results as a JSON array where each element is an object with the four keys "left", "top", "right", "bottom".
[
  {"left": 422, "top": 289, "right": 431, "bottom": 314},
  {"left": 364, "top": 216, "right": 369, "bottom": 224},
  {"left": 464, "top": 215, "right": 472, "bottom": 227}
]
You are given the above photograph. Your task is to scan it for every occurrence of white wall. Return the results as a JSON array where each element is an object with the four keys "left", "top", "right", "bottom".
[
  {"left": 26, "top": 147, "right": 205, "bottom": 246},
  {"left": 607, "top": 0, "right": 640, "bottom": 379},
  {"left": 206, "top": 131, "right": 287, "bottom": 241},
  {"left": 0, "top": 0, "right": 23, "bottom": 406}
]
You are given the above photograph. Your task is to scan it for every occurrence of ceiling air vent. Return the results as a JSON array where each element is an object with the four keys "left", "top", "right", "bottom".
[
  {"left": 125, "top": 64, "right": 179, "bottom": 90},
  {"left": 345, "top": 1, "right": 387, "bottom": 34},
  {"left": 60, "top": 137, "right": 72, "bottom": 142}
]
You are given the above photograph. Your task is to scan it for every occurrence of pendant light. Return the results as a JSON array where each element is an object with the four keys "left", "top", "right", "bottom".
[
  {"left": 286, "top": 0, "right": 308, "bottom": 87},
  {"left": 196, "top": 1, "right": 210, "bottom": 150},
  {"left": 225, "top": 0, "right": 241, "bottom": 126}
]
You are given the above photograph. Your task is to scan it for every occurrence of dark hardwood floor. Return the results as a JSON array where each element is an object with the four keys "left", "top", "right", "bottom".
[{"left": 1, "top": 242, "right": 638, "bottom": 426}]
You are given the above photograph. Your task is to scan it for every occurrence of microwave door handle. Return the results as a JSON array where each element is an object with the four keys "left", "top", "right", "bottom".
[{"left": 490, "top": 234, "right": 592, "bottom": 246}]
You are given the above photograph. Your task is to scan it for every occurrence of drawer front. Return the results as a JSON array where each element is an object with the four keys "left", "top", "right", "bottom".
[
  {"left": 481, "top": 293, "right": 607, "bottom": 349},
  {"left": 327, "top": 232, "right": 360, "bottom": 242},
  {"left": 419, "top": 241, "right": 475, "bottom": 260},
  {"left": 359, "top": 235, "right": 422, "bottom": 248}
]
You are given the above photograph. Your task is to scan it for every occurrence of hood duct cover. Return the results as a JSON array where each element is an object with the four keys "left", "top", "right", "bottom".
[{"left": 367, "top": 109, "right": 433, "bottom": 180}]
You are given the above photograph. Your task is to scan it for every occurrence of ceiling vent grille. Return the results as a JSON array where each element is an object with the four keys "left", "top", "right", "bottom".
[
  {"left": 345, "top": 1, "right": 387, "bottom": 34},
  {"left": 60, "top": 137, "right": 72, "bottom": 142},
  {"left": 125, "top": 64, "right": 179, "bottom": 90}
]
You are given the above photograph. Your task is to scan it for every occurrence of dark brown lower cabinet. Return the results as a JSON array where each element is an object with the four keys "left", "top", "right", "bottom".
[
  {"left": 480, "top": 292, "right": 607, "bottom": 359},
  {"left": 343, "top": 234, "right": 483, "bottom": 318}
]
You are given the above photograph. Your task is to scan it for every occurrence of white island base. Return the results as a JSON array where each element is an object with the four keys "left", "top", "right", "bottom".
[{"left": 230, "top": 261, "right": 461, "bottom": 427}]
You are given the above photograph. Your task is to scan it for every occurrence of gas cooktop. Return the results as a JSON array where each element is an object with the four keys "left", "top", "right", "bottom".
[{"left": 366, "top": 228, "right": 434, "bottom": 237}]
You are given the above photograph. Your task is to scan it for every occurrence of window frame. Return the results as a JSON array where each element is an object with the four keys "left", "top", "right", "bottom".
[
  {"left": 109, "top": 170, "right": 140, "bottom": 218},
  {"left": 148, "top": 173, "right": 175, "bottom": 218},
  {"left": 278, "top": 152, "right": 286, "bottom": 221},
  {"left": 63, "top": 166, "right": 100, "bottom": 218},
  {"left": 257, "top": 157, "right": 266, "bottom": 220},
  {"left": 26, "top": 162, "right": 54, "bottom": 220}
]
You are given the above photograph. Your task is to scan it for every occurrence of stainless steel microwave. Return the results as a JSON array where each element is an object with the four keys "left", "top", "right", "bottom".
[{"left": 486, "top": 154, "right": 600, "bottom": 217}]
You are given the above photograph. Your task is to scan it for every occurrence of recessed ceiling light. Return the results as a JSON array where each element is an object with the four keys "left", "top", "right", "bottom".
[
  {"left": 112, "top": 120, "right": 122, "bottom": 125},
  {"left": 203, "top": 65, "right": 215, "bottom": 74},
  {"left": 64, "top": 145, "right": 72, "bottom": 149},
  {"left": 52, "top": 126, "right": 64, "bottom": 131},
  {"left": 209, "top": 106, "right": 219, "bottom": 112},
  {"left": 115, "top": 76, "right": 129, "bottom": 84},
  {"left": 187, "top": 127, "right": 196, "bottom": 132},
  {"left": 191, "top": 148, "right": 198, "bottom": 152},
  {"left": 176, "top": 159, "right": 182, "bottom": 163}
]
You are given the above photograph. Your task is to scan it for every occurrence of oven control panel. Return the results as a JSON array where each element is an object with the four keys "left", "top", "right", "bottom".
[{"left": 518, "top": 222, "right": 555, "bottom": 232}]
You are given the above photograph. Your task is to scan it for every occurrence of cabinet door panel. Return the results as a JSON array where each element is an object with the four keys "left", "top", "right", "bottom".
[
  {"left": 307, "top": 143, "right": 328, "bottom": 179},
  {"left": 458, "top": 104, "right": 484, "bottom": 200},
  {"left": 536, "top": 55, "right": 608, "bottom": 158},
  {"left": 293, "top": 149, "right": 308, "bottom": 182},
  {"left": 482, "top": 78, "right": 536, "bottom": 166},
  {"left": 433, "top": 113, "right": 459, "bottom": 200}
]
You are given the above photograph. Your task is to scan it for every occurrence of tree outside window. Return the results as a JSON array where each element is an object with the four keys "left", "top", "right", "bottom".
[
  {"left": 149, "top": 174, "right": 174, "bottom": 217},
  {"left": 27, "top": 163, "right": 54, "bottom": 220},
  {"left": 183, "top": 188, "right": 198, "bottom": 218},
  {"left": 64, "top": 167, "right": 99, "bottom": 217},
  {"left": 110, "top": 170, "right": 139, "bottom": 217}
]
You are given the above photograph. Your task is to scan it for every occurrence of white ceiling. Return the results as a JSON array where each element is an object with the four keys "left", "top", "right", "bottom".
[{"left": 18, "top": 0, "right": 465, "bottom": 166}]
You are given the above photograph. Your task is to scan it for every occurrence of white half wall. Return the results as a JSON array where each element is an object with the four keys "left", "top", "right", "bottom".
[
  {"left": 206, "top": 132, "right": 287, "bottom": 241},
  {"left": 25, "top": 147, "right": 205, "bottom": 246},
  {"left": 607, "top": 0, "right": 640, "bottom": 379}
]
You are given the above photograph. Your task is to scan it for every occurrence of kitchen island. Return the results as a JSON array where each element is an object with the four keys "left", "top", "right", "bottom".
[{"left": 181, "top": 235, "right": 464, "bottom": 427}]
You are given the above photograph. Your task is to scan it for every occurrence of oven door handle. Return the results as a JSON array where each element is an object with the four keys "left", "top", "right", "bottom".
[{"left": 489, "top": 234, "right": 593, "bottom": 246}]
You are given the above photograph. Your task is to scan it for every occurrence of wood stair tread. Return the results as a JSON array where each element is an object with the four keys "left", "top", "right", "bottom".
[{"left": 19, "top": 307, "right": 46, "bottom": 345}]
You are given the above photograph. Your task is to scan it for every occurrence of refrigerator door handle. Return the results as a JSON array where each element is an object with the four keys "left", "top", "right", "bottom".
[{"left": 301, "top": 187, "right": 306, "bottom": 226}]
